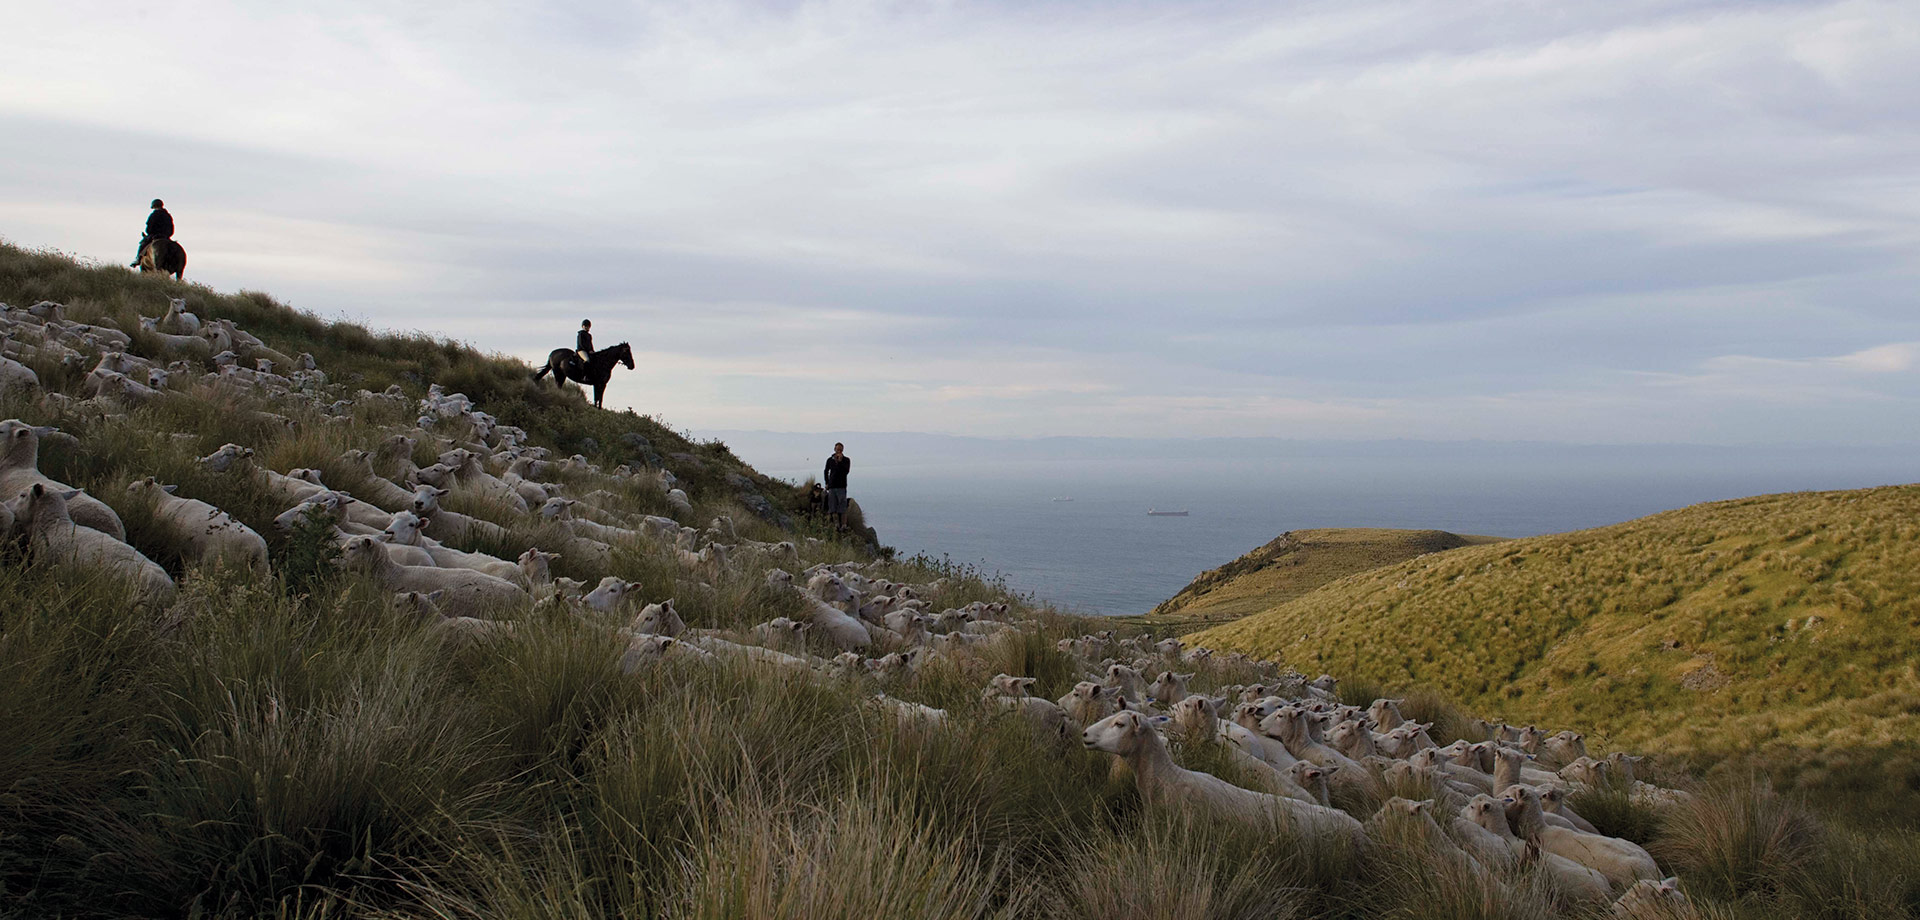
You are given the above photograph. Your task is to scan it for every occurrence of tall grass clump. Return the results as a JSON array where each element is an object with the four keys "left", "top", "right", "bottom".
[
  {"left": 671, "top": 788, "right": 1017, "bottom": 920},
  {"left": 1046, "top": 808, "right": 1305, "bottom": 920},
  {"left": 1654, "top": 774, "right": 1822, "bottom": 903}
]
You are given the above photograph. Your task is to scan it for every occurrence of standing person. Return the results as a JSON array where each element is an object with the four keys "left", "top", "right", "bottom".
[
  {"left": 575, "top": 319, "right": 594, "bottom": 368},
  {"left": 823, "top": 442, "right": 851, "bottom": 532},
  {"left": 131, "top": 198, "right": 173, "bottom": 267}
]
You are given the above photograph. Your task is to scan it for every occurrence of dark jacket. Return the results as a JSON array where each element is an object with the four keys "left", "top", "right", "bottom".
[
  {"left": 824, "top": 455, "right": 850, "bottom": 490},
  {"left": 146, "top": 208, "right": 174, "bottom": 240},
  {"left": 577, "top": 329, "right": 594, "bottom": 354}
]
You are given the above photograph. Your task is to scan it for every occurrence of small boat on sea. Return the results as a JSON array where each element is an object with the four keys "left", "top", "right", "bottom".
[
  {"left": 1146, "top": 508, "right": 1189, "bottom": 517},
  {"left": 1051, "top": 497, "right": 1074, "bottom": 502}
]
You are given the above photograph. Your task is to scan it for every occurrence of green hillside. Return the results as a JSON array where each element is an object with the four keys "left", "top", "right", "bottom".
[
  {"left": 6, "top": 240, "right": 1920, "bottom": 918},
  {"left": 1145, "top": 528, "right": 1502, "bottom": 626},
  {"left": 1190, "top": 485, "right": 1920, "bottom": 813}
]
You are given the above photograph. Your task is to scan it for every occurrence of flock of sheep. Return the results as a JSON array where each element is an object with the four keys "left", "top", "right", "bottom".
[{"left": 2, "top": 295, "right": 1697, "bottom": 919}]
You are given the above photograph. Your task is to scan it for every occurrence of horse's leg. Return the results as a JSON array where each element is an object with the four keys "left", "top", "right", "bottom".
[{"left": 593, "top": 380, "right": 606, "bottom": 408}]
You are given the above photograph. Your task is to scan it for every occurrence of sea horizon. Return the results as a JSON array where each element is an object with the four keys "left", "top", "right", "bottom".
[{"left": 699, "top": 430, "right": 1919, "bottom": 616}]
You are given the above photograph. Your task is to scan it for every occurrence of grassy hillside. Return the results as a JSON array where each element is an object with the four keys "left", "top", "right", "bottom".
[
  {"left": 1146, "top": 528, "right": 1502, "bottom": 626},
  {"left": 6, "top": 241, "right": 1920, "bottom": 919},
  {"left": 0, "top": 241, "right": 875, "bottom": 547},
  {"left": 1190, "top": 485, "right": 1920, "bottom": 820}
]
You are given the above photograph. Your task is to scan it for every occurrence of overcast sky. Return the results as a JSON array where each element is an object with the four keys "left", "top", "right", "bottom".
[{"left": 4, "top": 0, "right": 1916, "bottom": 445}]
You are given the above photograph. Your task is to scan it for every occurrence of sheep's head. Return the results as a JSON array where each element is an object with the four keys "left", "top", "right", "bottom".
[
  {"left": 1464, "top": 794, "right": 1505, "bottom": 831},
  {"left": 412, "top": 463, "right": 455, "bottom": 487},
  {"left": 987, "top": 673, "right": 1037, "bottom": 699},
  {"left": 124, "top": 477, "right": 178, "bottom": 499},
  {"left": 337, "top": 536, "right": 381, "bottom": 570},
  {"left": 1500, "top": 784, "right": 1538, "bottom": 817},
  {"left": 198, "top": 443, "right": 253, "bottom": 472},
  {"left": 409, "top": 485, "right": 450, "bottom": 514},
  {"left": 584, "top": 576, "right": 632, "bottom": 609},
  {"left": 276, "top": 493, "right": 345, "bottom": 531},
  {"left": 1082, "top": 710, "right": 1155, "bottom": 757},
  {"left": 1616, "top": 878, "right": 1687, "bottom": 916},
  {"left": 384, "top": 511, "right": 425, "bottom": 545},
  {"left": 634, "top": 599, "right": 684, "bottom": 637},
  {"left": 518, "top": 548, "right": 560, "bottom": 577},
  {"left": 538, "top": 497, "right": 574, "bottom": 520},
  {"left": 1168, "top": 695, "right": 1218, "bottom": 738}
]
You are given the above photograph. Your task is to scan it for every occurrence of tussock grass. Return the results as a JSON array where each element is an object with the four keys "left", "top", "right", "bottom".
[
  {"left": 1188, "top": 485, "right": 1920, "bottom": 822},
  {"left": 1653, "top": 775, "right": 1822, "bottom": 902},
  {"left": 10, "top": 241, "right": 1920, "bottom": 919},
  {"left": 1047, "top": 809, "right": 1305, "bottom": 920}
]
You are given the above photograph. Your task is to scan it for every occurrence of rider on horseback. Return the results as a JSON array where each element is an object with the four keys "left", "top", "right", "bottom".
[
  {"left": 575, "top": 319, "right": 594, "bottom": 371},
  {"left": 131, "top": 199, "right": 174, "bottom": 268}
]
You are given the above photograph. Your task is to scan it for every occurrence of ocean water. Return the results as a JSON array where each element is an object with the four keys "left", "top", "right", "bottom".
[{"left": 705, "top": 433, "right": 1918, "bottom": 616}]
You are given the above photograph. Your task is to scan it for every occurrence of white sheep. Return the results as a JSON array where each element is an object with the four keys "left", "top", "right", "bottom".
[
  {"left": 125, "top": 477, "right": 269, "bottom": 570},
  {"left": 633, "top": 599, "right": 684, "bottom": 637},
  {"left": 380, "top": 511, "right": 522, "bottom": 583},
  {"left": 19, "top": 484, "right": 174, "bottom": 606},
  {"left": 1461, "top": 794, "right": 1610, "bottom": 902},
  {"left": 135, "top": 317, "right": 208, "bottom": 356},
  {"left": 1147, "top": 670, "right": 1194, "bottom": 704},
  {"left": 1259, "top": 706, "right": 1384, "bottom": 799},
  {"left": 198, "top": 444, "right": 328, "bottom": 508},
  {"left": 336, "top": 535, "right": 529, "bottom": 618},
  {"left": 405, "top": 485, "right": 511, "bottom": 545},
  {"left": 1083, "top": 710, "right": 1365, "bottom": 848},
  {"left": 800, "top": 595, "right": 872, "bottom": 651},
  {"left": 1503, "top": 784, "right": 1659, "bottom": 890},
  {"left": 749, "top": 616, "right": 813, "bottom": 654},
  {"left": 1364, "top": 798, "right": 1496, "bottom": 888},
  {"left": 582, "top": 576, "right": 638, "bottom": 613},
  {"left": 1102, "top": 663, "right": 1148, "bottom": 704},
  {"left": 1611, "top": 877, "right": 1691, "bottom": 919},
  {"left": 158, "top": 297, "right": 201, "bottom": 334},
  {"left": 1169, "top": 696, "right": 1319, "bottom": 804},
  {"left": 337, "top": 449, "right": 419, "bottom": 512},
  {"left": 1, "top": 420, "right": 125, "bottom": 539},
  {"left": 619, "top": 634, "right": 714, "bottom": 674},
  {"left": 517, "top": 548, "right": 560, "bottom": 587},
  {"left": 1056, "top": 681, "right": 1120, "bottom": 728},
  {"left": 393, "top": 589, "right": 514, "bottom": 645},
  {"left": 691, "top": 635, "right": 817, "bottom": 673},
  {"left": 1, "top": 352, "right": 40, "bottom": 394}
]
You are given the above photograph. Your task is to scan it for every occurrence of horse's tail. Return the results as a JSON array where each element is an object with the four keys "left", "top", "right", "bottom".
[{"left": 532, "top": 363, "right": 551, "bottom": 381}]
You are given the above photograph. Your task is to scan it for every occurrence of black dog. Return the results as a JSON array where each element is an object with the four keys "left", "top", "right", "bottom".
[{"left": 806, "top": 483, "right": 827, "bottom": 518}]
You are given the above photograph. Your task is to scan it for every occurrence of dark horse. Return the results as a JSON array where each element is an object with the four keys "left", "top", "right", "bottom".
[
  {"left": 533, "top": 341, "right": 633, "bottom": 408},
  {"left": 138, "top": 239, "right": 187, "bottom": 280}
]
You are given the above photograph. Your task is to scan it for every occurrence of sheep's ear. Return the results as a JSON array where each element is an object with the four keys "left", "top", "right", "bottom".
[
  {"left": 61, "top": 488, "right": 81, "bottom": 500},
  {"left": 1414, "top": 799, "right": 1433, "bottom": 814},
  {"left": 1179, "top": 672, "right": 1194, "bottom": 681},
  {"left": 162, "top": 484, "right": 178, "bottom": 494},
  {"left": 427, "top": 590, "right": 446, "bottom": 602},
  {"left": 1324, "top": 764, "right": 1341, "bottom": 776},
  {"left": 1148, "top": 715, "right": 1172, "bottom": 726}
]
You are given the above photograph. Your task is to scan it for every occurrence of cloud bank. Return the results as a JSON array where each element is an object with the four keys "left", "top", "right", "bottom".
[{"left": 3, "top": 0, "right": 1916, "bottom": 443}]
